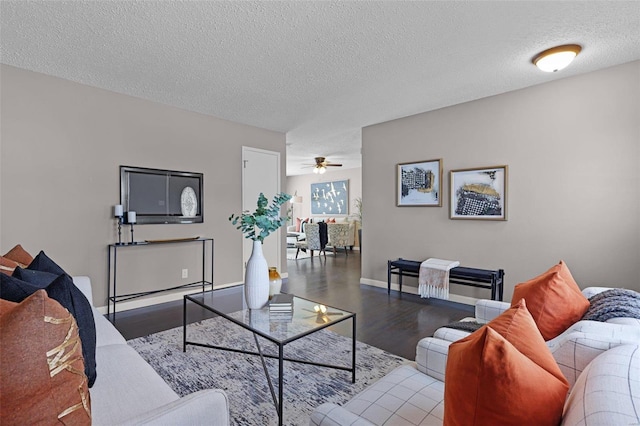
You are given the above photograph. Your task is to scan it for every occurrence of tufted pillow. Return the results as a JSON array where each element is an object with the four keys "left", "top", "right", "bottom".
[
  {"left": 4, "top": 263, "right": 97, "bottom": 387},
  {"left": 444, "top": 300, "right": 569, "bottom": 426},
  {"left": 0, "top": 290, "right": 91, "bottom": 425},
  {"left": 511, "top": 261, "right": 589, "bottom": 340}
]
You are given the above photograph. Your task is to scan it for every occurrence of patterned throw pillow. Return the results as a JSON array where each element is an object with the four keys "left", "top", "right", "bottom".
[
  {"left": 0, "top": 290, "right": 91, "bottom": 425},
  {"left": 3, "top": 244, "right": 34, "bottom": 267},
  {"left": 1, "top": 244, "right": 33, "bottom": 275},
  {"left": 0, "top": 256, "right": 20, "bottom": 275},
  {"left": 2, "top": 251, "right": 98, "bottom": 387}
]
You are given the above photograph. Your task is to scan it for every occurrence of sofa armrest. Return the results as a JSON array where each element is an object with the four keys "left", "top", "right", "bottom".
[
  {"left": 548, "top": 321, "right": 640, "bottom": 389},
  {"left": 433, "top": 326, "right": 473, "bottom": 342},
  {"left": 581, "top": 286, "right": 612, "bottom": 299},
  {"left": 309, "top": 403, "right": 374, "bottom": 426},
  {"left": 562, "top": 344, "right": 639, "bottom": 426},
  {"left": 415, "top": 337, "right": 452, "bottom": 381},
  {"left": 606, "top": 317, "right": 640, "bottom": 326},
  {"left": 121, "top": 389, "right": 229, "bottom": 426},
  {"left": 72, "top": 276, "right": 94, "bottom": 307},
  {"left": 475, "top": 299, "right": 510, "bottom": 323}
]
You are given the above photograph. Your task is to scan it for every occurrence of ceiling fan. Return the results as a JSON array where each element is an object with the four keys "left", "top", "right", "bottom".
[{"left": 306, "top": 156, "right": 342, "bottom": 174}]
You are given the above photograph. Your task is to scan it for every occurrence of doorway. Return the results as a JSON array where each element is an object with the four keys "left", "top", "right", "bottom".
[{"left": 241, "top": 146, "right": 282, "bottom": 273}]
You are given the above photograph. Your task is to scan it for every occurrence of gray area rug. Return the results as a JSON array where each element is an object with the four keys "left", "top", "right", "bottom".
[{"left": 128, "top": 316, "right": 409, "bottom": 425}]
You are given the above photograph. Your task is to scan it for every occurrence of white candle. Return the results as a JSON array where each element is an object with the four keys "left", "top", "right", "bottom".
[
  {"left": 114, "top": 204, "right": 123, "bottom": 217},
  {"left": 128, "top": 211, "right": 137, "bottom": 224}
]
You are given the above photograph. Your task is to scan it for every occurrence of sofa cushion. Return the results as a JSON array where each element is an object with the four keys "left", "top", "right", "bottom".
[
  {"left": 444, "top": 301, "right": 569, "bottom": 426},
  {"left": 562, "top": 344, "right": 640, "bottom": 425},
  {"left": 90, "top": 344, "right": 178, "bottom": 425},
  {"left": 3, "top": 244, "right": 34, "bottom": 266},
  {"left": 342, "top": 364, "right": 445, "bottom": 425},
  {"left": 2, "top": 270, "right": 98, "bottom": 387},
  {"left": 511, "top": 262, "right": 589, "bottom": 340},
  {"left": 0, "top": 290, "right": 91, "bottom": 426}
]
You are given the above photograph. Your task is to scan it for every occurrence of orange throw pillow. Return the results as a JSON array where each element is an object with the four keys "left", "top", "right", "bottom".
[
  {"left": 3, "top": 244, "right": 33, "bottom": 267},
  {"left": 444, "top": 301, "right": 569, "bottom": 426},
  {"left": 0, "top": 290, "right": 91, "bottom": 426},
  {"left": 511, "top": 262, "right": 589, "bottom": 340},
  {"left": 484, "top": 299, "right": 568, "bottom": 384}
]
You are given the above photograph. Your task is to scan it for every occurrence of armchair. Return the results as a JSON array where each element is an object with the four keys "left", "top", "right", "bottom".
[
  {"left": 326, "top": 222, "right": 355, "bottom": 256},
  {"left": 294, "top": 223, "right": 326, "bottom": 259}
]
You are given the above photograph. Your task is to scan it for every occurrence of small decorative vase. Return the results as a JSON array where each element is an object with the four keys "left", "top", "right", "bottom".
[
  {"left": 245, "top": 240, "right": 269, "bottom": 309},
  {"left": 268, "top": 267, "right": 282, "bottom": 298}
]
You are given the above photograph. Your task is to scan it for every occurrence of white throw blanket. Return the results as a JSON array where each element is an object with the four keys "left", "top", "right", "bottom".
[{"left": 418, "top": 258, "right": 460, "bottom": 300}]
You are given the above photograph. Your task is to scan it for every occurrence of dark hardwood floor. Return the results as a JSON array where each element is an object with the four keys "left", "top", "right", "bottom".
[{"left": 113, "top": 250, "right": 473, "bottom": 360}]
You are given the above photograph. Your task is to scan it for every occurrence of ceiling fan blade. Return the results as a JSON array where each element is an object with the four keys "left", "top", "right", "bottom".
[{"left": 325, "top": 163, "right": 342, "bottom": 167}]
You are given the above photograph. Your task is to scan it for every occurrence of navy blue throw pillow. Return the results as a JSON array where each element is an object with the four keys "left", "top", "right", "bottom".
[
  {"left": 11, "top": 267, "right": 58, "bottom": 288},
  {"left": 27, "top": 251, "right": 67, "bottom": 276},
  {"left": 4, "top": 258, "right": 98, "bottom": 387},
  {"left": 0, "top": 272, "right": 41, "bottom": 302}
]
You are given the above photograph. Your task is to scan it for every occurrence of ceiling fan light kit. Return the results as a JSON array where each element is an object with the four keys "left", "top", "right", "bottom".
[
  {"left": 532, "top": 44, "right": 582, "bottom": 72},
  {"left": 308, "top": 156, "right": 342, "bottom": 174}
]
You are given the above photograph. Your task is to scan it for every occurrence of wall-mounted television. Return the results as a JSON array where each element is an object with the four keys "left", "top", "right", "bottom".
[{"left": 120, "top": 166, "right": 203, "bottom": 224}]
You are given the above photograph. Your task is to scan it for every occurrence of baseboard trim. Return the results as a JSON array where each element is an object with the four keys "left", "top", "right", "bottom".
[
  {"left": 94, "top": 281, "right": 243, "bottom": 314},
  {"left": 360, "top": 278, "right": 477, "bottom": 306}
]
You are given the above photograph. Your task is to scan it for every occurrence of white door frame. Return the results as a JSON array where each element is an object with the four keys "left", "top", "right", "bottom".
[{"left": 241, "top": 146, "right": 282, "bottom": 274}]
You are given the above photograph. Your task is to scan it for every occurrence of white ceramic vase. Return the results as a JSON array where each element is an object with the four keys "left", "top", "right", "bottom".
[{"left": 245, "top": 240, "right": 269, "bottom": 309}]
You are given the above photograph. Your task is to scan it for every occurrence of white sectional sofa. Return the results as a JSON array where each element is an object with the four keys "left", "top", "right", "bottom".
[
  {"left": 416, "top": 286, "right": 640, "bottom": 387},
  {"left": 310, "top": 344, "right": 640, "bottom": 425},
  {"left": 73, "top": 276, "right": 229, "bottom": 425},
  {"left": 310, "top": 286, "right": 640, "bottom": 425}
]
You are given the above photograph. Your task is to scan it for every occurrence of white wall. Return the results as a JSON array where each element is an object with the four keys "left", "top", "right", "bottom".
[
  {"left": 286, "top": 167, "right": 362, "bottom": 220},
  {"left": 1, "top": 65, "right": 287, "bottom": 309},
  {"left": 362, "top": 61, "right": 640, "bottom": 302}
]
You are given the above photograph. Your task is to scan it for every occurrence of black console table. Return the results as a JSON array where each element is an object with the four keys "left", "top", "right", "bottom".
[
  {"left": 107, "top": 237, "right": 214, "bottom": 322},
  {"left": 387, "top": 258, "right": 504, "bottom": 301}
]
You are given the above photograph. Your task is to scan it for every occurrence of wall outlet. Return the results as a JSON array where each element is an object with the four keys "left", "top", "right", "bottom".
[{"left": 181, "top": 269, "right": 188, "bottom": 279}]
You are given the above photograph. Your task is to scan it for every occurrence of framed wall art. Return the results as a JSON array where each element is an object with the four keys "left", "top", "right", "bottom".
[
  {"left": 310, "top": 179, "right": 349, "bottom": 215},
  {"left": 397, "top": 159, "right": 442, "bottom": 207},
  {"left": 450, "top": 165, "right": 508, "bottom": 220}
]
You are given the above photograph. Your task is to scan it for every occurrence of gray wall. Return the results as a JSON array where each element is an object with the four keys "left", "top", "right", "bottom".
[
  {"left": 362, "top": 61, "right": 640, "bottom": 302},
  {"left": 0, "top": 64, "right": 287, "bottom": 309}
]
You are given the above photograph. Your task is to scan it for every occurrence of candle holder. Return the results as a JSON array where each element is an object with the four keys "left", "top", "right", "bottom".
[
  {"left": 127, "top": 211, "right": 137, "bottom": 245},
  {"left": 116, "top": 217, "right": 124, "bottom": 245},
  {"left": 129, "top": 223, "right": 136, "bottom": 245}
]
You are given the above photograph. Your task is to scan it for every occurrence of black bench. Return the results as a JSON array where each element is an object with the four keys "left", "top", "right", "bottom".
[{"left": 387, "top": 258, "right": 504, "bottom": 301}]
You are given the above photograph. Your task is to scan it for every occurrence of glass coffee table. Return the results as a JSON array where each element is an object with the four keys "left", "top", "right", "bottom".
[{"left": 183, "top": 288, "right": 356, "bottom": 426}]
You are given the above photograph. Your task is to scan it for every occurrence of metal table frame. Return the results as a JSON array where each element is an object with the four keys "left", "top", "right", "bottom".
[
  {"left": 183, "top": 292, "right": 356, "bottom": 426},
  {"left": 107, "top": 237, "right": 214, "bottom": 323}
]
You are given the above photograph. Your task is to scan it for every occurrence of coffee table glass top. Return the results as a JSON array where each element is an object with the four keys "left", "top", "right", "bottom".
[{"left": 186, "top": 288, "right": 354, "bottom": 343}]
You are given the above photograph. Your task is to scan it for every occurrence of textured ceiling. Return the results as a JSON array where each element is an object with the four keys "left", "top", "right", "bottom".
[{"left": 1, "top": 1, "right": 639, "bottom": 175}]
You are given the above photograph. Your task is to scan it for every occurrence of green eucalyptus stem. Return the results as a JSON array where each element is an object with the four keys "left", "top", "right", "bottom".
[{"left": 229, "top": 192, "right": 292, "bottom": 243}]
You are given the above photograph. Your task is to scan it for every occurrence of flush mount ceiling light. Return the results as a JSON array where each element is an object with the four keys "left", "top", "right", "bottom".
[{"left": 532, "top": 44, "right": 582, "bottom": 72}]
